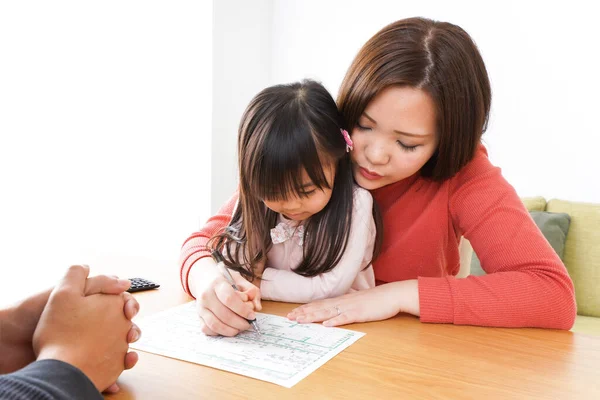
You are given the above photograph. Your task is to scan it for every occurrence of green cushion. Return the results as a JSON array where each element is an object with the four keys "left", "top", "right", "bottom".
[
  {"left": 571, "top": 315, "right": 600, "bottom": 336},
  {"left": 546, "top": 199, "right": 600, "bottom": 318},
  {"left": 521, "top": 196, "right": 547, "bottom": 212},
  {"left": 470, "top": 211, "right": 571, "bottom": 276}
]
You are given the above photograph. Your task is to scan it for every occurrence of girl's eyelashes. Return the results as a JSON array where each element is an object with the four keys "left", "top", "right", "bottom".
[
  {"left": 299, "top": 189, "right": 316, "bottom": 198},
  {"left": 356, "top": 123, "right": 372, "bottom": 131},
  {"left": 260, "top": 188, "right": 317, "bottom": 202},
  {"left": 397, "top": 141, "right": 419, "bottom": 152}
]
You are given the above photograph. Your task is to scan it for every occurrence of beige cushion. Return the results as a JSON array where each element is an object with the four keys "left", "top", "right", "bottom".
[
  {"left": 571, "top": 315, "right": 600, "bottom": 336},
  {"left": 521, "top": 196, "right": 547, "bottom": 212},
  {"left": 456, "top": 237, "right": 473, "bottom": 278},
  {"left": 546, "top": 199, "right": 600, "bottom": 318}
]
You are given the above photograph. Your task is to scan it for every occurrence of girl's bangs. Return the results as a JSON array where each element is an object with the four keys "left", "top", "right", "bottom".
[{"left": 249, "top": 125, "right": 331, "bottom": 202}]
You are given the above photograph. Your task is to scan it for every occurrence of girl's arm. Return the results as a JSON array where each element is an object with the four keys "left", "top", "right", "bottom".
[
  {"left": 418, "top": 147, "right": 576, "bottom": 329},
  {"left": 260, "top": 188, "right": 376, "bottom": 303}
]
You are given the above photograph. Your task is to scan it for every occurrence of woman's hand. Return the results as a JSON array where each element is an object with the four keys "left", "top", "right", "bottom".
[
  {"left": 189, "top": 257, "right": 262, "bottom": 337},
  {"left": 287, "top": 280, "right": 420, "bottom": 327}
]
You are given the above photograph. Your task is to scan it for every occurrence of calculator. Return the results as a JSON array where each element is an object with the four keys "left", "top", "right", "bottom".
[{"left": 127, "top": 277, "right": 160, "bottom": 293}]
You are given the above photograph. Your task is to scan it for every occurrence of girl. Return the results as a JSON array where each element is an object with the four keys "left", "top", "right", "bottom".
[
  {"left": 182, "top": 18, "right": 575, "bottom": 336},
  {"left": 203, "top": 80, "right": 382, "bottom": 309}
]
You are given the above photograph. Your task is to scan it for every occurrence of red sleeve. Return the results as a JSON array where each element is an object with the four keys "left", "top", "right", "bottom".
[
  {"left": 418, "top": 146, "right": 577, "bottom": 329},
  {"left": 179, "top": 191, "right": 239, "bottom": 296}
]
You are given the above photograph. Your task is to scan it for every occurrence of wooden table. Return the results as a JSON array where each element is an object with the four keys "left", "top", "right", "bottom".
[{"left": 97, "top": 257, "right": 600, "bottom": 399}]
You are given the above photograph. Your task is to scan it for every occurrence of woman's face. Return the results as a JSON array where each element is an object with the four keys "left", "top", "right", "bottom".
[{"left": 351, "top": 86, "right": 439, "bottom": 190}]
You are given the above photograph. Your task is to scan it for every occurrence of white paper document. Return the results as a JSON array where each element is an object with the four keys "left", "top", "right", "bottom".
[{"left": 131, "top": 301, "right": 365, "bottom": 387}]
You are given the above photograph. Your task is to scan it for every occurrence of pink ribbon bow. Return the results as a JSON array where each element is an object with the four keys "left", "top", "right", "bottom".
[{"left": 341, "top": 129, "right": 353, "bottom": 152}]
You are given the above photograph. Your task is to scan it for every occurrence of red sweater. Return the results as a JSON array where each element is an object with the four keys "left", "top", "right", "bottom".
[{"left": 180, "top": 146, "right": 576, "bottom": 329}]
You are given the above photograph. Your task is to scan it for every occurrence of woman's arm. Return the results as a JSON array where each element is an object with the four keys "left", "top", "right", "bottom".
[
  {"left": 418, "top": 147, "right": 576, "bottom": 329},
  {"left": 179, "top": 191, "right": 239, "bottom": 295},
  {"left": 289, "top": 148, "right": 576, "bottom": 329},
  {"left": 261, "top": 188, "right": 376, "bottom": 303},
  {"left": 287, "top": 279, "right": 419, "bottom": 326},
  {"left": 182, "top": 191, "right": 261, "bottom": 337}
]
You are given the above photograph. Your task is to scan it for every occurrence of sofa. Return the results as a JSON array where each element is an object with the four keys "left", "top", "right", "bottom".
[{"left": 459, "top": 197, "right": 600, "bottom": 335}]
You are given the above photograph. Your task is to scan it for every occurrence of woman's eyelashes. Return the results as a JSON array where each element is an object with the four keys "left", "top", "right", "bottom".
[
  {"left": 397, "top": 140, "right": 419, "bottom": 152},
  {"left": 356, "top": 123, "right": 371, "bottom": 131},
  {"left": 357, "top": 122, "right": 419, "bottom": 151}
]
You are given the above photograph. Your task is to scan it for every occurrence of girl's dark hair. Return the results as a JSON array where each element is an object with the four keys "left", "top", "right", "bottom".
[
  {"left": 210, "top": 79, "right": 382, "bottom": 280},
  {"left": 338, "top": 17, "right": 492, "bottom": 180}
]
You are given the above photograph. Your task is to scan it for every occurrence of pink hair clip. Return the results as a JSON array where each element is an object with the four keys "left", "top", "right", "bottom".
[{"left": 341, "top": 129, "right": 353, "bottom": 152}]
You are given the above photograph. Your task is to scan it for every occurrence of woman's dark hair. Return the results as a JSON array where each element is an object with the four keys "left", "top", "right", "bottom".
[
  {"left": 338, "top": 17, "right": 492, "bottom": 180},
  {"left": 210, "top": 79, "right": 382, "bottom": 280}
]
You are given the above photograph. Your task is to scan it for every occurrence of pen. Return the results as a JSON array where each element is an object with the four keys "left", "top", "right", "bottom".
[{"left": 211, "top": 250, "right": 261, "bottom": 334}]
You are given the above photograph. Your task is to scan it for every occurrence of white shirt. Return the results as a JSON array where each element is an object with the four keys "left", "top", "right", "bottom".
[{"left": 260, "top": 187, "right": 376, "bottom": 303}]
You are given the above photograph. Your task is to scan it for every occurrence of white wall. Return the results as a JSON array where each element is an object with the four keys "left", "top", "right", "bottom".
[
  {"left": 2, "top": 1, "right": 597, "bottom": 304},
  {"left": 211, "top": 0, "right": 274, "bottom": 213},
  {"left": 0, "top": 1, "right": 212, "bottom": 305},
  {"left": 211, "top": 0, "right": 598, "bottom": 205}
]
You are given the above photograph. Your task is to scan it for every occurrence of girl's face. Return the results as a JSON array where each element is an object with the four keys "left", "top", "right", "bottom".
[
  {"left": 262, "top": 164, "right": 335, "bottom": 222},
  {"left": 351, "top": 86, "right": 439, "bottom": 190}
]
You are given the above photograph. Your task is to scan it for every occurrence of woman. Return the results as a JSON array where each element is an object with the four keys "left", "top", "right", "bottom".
[{"left": 180, "top": 17, "right": 575, "bottom": 336}]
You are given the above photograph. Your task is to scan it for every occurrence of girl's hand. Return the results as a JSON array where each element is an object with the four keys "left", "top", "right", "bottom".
[
  {"left": 287, "top": 280, "right": 420, "bottom": 327},
  {"left": 189, "top": 258, "right": 262, "bottom": 337},
  {"left": 232, "top": 270, "right": 262, "bottom": 312}
]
